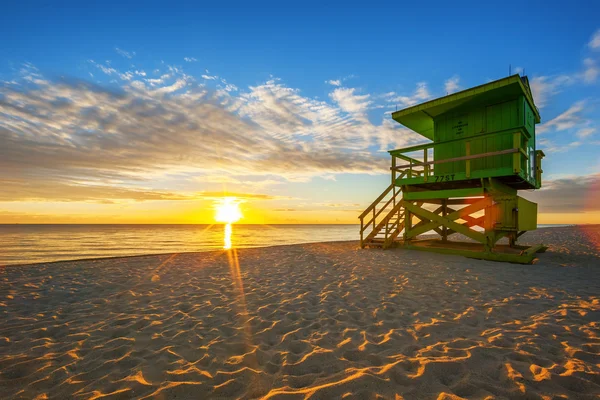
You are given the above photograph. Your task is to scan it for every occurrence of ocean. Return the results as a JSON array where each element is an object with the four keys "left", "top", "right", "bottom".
[
  {"left": 0, "top": 224, "right": 359, "bottom": 266},
  {"left": 0, "top": 224, "right": 569, "bottom": 266}
]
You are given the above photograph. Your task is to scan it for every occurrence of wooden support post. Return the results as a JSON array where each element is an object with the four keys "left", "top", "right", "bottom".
[
  {"left": 391, "top": 155, "right": 396, "bottom": 185},
  {"left": 372, "top": 208, "right": 376, "bottom": 231},
  {"left": 442, "top": 199, "right": 448, "bottom": 242},
  {"left": 423, "top": 148, "right": 428, "bottom": 182},
  {"left": 404, "top": 205, "right": 412, "bottom": 243},
  {"left": 360, "top": 219, "right": 364, "bottom": 247}
]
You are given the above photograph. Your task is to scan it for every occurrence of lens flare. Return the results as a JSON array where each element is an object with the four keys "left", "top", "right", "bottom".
[
  {"left": 215, "top": 197, "right": 242, "bottom": 250},
  {"left": 215, "top": 197, "right": 242, "bottom": 224}
]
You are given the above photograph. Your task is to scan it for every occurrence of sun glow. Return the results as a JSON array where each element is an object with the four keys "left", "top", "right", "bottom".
[
  {"left": 215, "top": 197, "right": 243, "bottom": 224},
  {"left": 215, "top": 197, "right": 243, "bottom": 250}
]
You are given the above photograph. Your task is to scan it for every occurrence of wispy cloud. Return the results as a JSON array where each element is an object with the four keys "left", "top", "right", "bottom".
[
  {"left": 444, "top": 76, "right": 461, "bottom": 94},
  {"left": 538, "top": 101, "right": 586, "bottom": 133},
  {"left": 184, "top": 57, "right": 197, "bottom": 62},
  {"left": 115, "top": 47, "right": 135, "bottom": 59},
  {"left": 526, "top": 173, "right": 600, "bottom": 213},
  {"left": 385, "top": 82, "right": 431, "bottom": 107},
  {"left": 329, "top": 87, "right": 371, "bottom": 116},
  {"left": 198, "top": 192, "right": 289, "bottom": 200},
  {"left": 577, "top": 127, "right": 596, "bottom": 138},
  {"left": 530, "top": 75, "right": 573, "bottom": 108},
  {"left": 325, "top": 79, "right": 341, "bottom": 86},
  {"left": 589, "top": 29, "right": 600, "bottom": 50},
  {"left": 0, "top": 64, "right": 424, "bottom": 203},
  {"left": 582, "top": 57, "right": 599, "bottom": 83},
  {"left": 88, "top": 59, "right": 118, "bottom": 76},
  {"left": 530, "top": 31, "right": 600, "bottom": 107}
]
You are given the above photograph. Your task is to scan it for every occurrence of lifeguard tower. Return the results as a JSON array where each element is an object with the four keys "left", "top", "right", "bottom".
[{"left": 359, "top": 75, "right": 546, "bottom": 263}]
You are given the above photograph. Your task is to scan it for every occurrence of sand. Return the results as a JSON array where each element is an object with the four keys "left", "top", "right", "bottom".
[{"left": 0, "top": 225, "right": 599, "bottom": 399}]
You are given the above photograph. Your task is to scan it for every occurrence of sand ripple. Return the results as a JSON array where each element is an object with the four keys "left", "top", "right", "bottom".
[{"left": 1, "top": 225, "right": 599, "bottom": 398}]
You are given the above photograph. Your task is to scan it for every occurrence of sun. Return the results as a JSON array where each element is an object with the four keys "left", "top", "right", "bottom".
[{"left": 215, "top": 197, "right": 243, "bottom": 224}]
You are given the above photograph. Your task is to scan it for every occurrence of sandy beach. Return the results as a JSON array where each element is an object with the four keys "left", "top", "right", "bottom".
[{"left": 1, "top": 225, "right": 599, "bottom": 399}]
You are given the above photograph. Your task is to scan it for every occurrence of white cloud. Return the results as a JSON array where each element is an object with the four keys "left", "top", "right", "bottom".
[
  {"left": 538, "top": 101, "right": 586, "bottom": 134},
  {"left": 329, "top": 87, "right": 371, "bottom": 116},
  {"left": 582, "top": 58, "right": 599, "bottom": 83},
  {"left": 526, "top": 173, "right": 600, "bottom": 212},
  {"left": 529, "top": 32, "right": 600, "bottom": 107},
  {"left": 530, "top": 75, "right": 573, "bottom": 108},
  {"left": 145, "top": 73, "right": 170, "bottom": 86},
  {"left": 387, "top": 82, "right": 431, "bottom": 107},
  {"left": 589, "top": 29, "right": 600, "bottom": 50},
  {"left": 325, "top": 79, "right": 341, "bottom": 86},
  {"left": 444, "top": 76, "right": 460, "bottom": 94},
  {"left": 152, "top": 78, "right": 188, "bottom": 94},
  {"left": 89, "top": 60, "right": 117, "bottom": 76},
  {"left": 577, "top": 127, "right": 596, "bottom": 138},
  {"left": 184, "top": 57, "right": 197, "bottom": 62},
  {"left": 115, "top": 47, "right": 135, "bottom": 59},
  {"left": 537, "top": 138, "right": 582, "bottom": 154},
  {"left": 201, "top": 74, "right": 218, "bottom": 80},
  {"left": 537, "top": 101, "right": 596, "bottom": 143},
  {"left": 0, "top": 67, "right": 428, "bottom": 202},
  {"left": 119, "top": 71, "right": 134, "bottom": 81}
]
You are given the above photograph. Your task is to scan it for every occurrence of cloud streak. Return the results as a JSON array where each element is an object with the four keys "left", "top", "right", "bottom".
[
  {"left": 526, "top": 174, "right": 600, "bottom": 213},
  {"left": 115, "top": 47, "right": 135, "bottom": 59}
]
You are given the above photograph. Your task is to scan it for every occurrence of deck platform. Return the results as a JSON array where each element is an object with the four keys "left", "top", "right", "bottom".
[{"left": 384, "top": 239, "right": 547, "bottom": 264}]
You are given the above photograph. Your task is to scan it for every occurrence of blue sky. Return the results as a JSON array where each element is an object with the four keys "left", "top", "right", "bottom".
[{"left": 0, "top": 1, "right": 599, "bottom": 223}]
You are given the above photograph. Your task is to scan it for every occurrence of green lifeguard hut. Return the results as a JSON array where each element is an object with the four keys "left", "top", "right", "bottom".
[{"left": 359, "top": 74, "right": 546, "bottom": 263}]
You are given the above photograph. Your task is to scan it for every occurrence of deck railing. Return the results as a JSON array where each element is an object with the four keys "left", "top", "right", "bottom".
[{"left": 389, "top": 130, "right": 534, "bottom": 184}]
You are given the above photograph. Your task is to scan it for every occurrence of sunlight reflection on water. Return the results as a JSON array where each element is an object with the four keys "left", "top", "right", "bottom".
[
  {"left": 0, "top": 224, "right": 360, "bottom": 265},
  {"left": 224, "top": 224, "right": 232, "bottom": 250}
]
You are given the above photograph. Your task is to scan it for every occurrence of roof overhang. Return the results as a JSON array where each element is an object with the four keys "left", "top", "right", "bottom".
[{"left": 391, "top": 75, "right": 541, "bottom": 140}]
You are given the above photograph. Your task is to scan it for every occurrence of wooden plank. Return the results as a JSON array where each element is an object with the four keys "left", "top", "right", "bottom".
[
  {"left": 461, "top": 215, "right": 485, "bottom": 228},
  {"left": 403, "top": 187, "right": 484, "bottom": 200},
  {"left": 432, "top": 206, "right": 444, "bottom": 215},
  {"left": 389, "top": 142, "right": 433, "bottom": 155},
  {"left": 403, "top": 198, "right": 490, "bottom": 241},
  {"left": 393, "top": 148, "right": 519, "bottom": 170},
  {"left": 405, "top": 203, "right": 487, "bottom": 243},
  {"left": 416, "top": 198, "right": 483, "bottom": 205},
  {"left": 364, "top": 200, "right": 406, "bottom": 243},
  {"left": 384, "top": 221, "right": 406, "bottom": 248},
  {"left": 445, "top": 197, "right": 491, "bottom": 221},
  {"left": 446, "top": 198, "right": 484, "bottom": 205}
]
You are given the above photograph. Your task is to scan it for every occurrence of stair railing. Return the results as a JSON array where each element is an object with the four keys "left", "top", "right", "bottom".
[{"left": 359, "top": 184, "right": 403, "bottom": 246}]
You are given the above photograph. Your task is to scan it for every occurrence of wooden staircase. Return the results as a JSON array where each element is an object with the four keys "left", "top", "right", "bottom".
[{"left": 359, "top": 184, "right": 406, "bottom": 248}]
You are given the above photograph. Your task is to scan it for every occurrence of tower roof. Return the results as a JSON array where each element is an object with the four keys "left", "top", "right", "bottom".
[{"left": 391, "top": 75, "right": 540, "bottom": 140}]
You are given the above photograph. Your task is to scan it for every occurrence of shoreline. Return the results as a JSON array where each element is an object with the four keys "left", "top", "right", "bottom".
[{"left": 2, "top": 224, "right": 594, "bottom": 268}]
